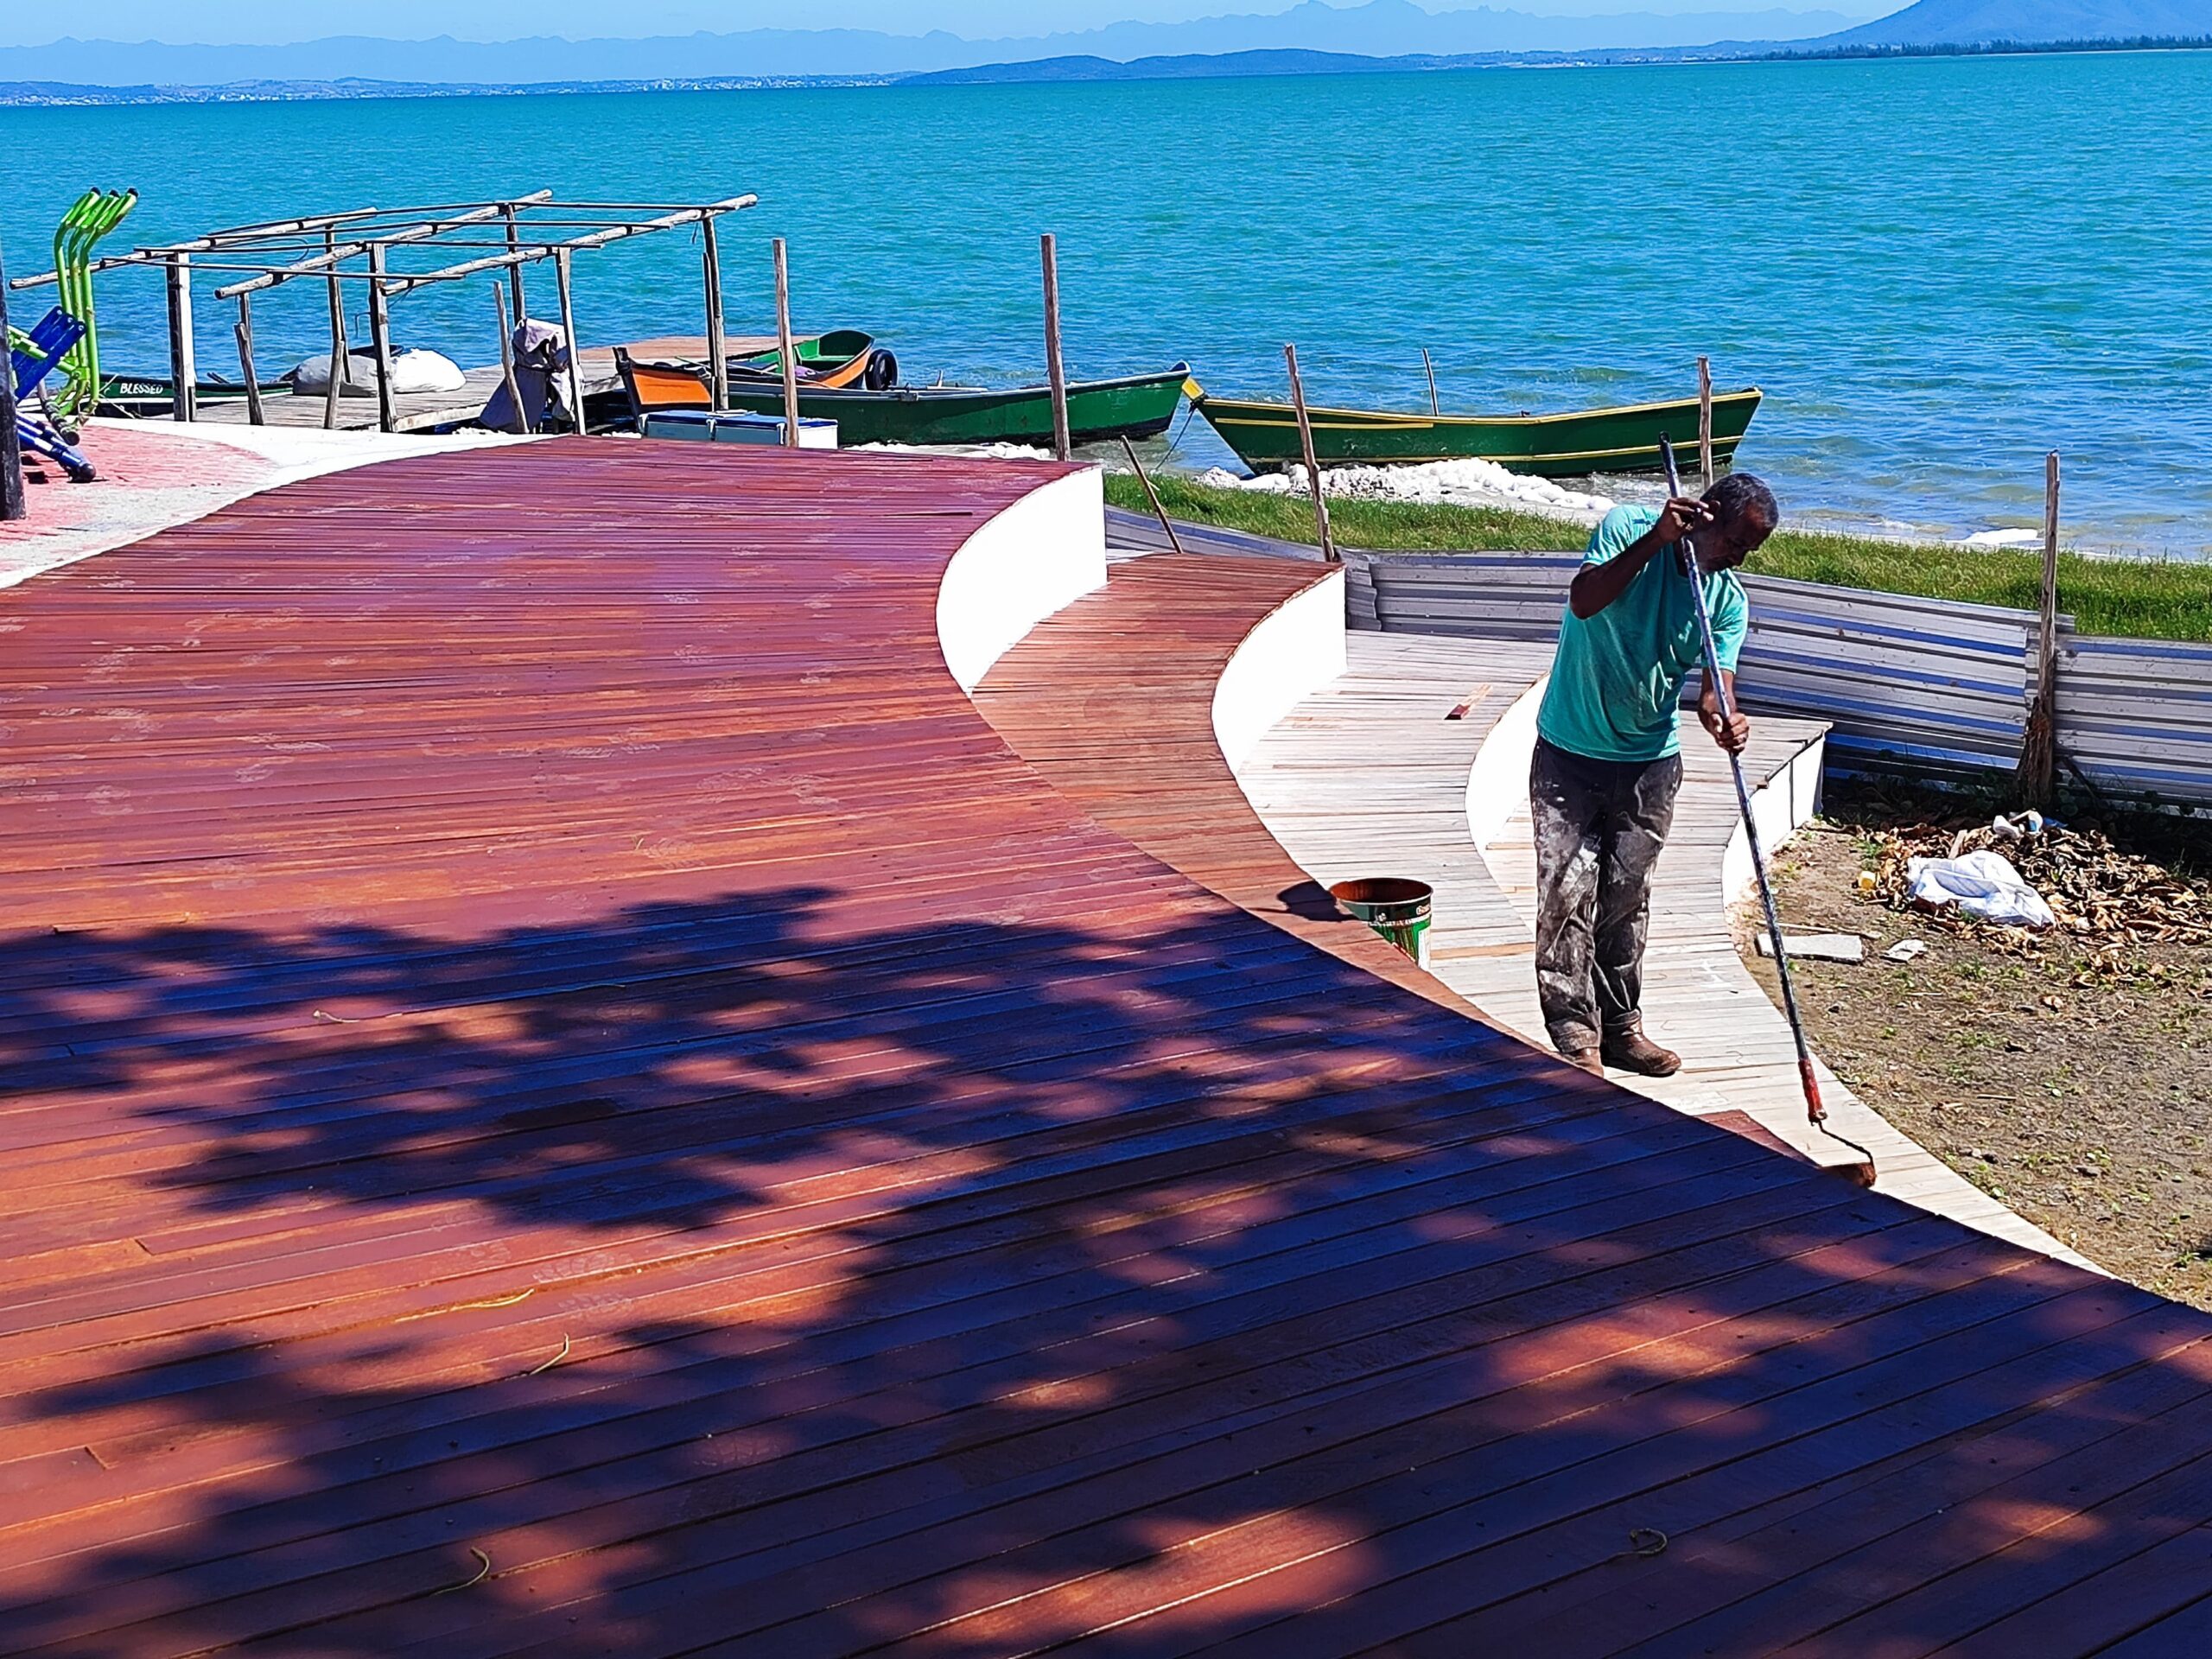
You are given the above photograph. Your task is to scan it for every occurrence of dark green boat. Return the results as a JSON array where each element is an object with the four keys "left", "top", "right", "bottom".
[
  {"left": 1185, "top": 376, "right": 1762, "bottom": 478},
  {"left": 94, "top": 371, "right": 256, "bottom": 418},
  {"left": 719, "top": 364, "right": 1190, "bottom": 448}
]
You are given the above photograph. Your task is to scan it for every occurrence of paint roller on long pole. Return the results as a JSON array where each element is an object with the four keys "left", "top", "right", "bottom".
[{"left": 1661, "top": 434, "right": 1877, "bottom": 1188}]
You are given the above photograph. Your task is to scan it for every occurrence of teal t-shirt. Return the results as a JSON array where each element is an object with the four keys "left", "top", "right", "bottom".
[{"left": 1535, "top": 504, "right": 1748, "bottom": 763}]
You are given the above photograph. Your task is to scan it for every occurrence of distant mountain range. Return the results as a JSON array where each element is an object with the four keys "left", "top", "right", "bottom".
[
  {"left": 1830, "top": 0, "right": 2211, "bottom": 43},
  {"left": 1, "top": 0, "right": 2204, "bottom": 104},
  {"left": 0, "top": 3, "right": 1872, "bottom": 88}
]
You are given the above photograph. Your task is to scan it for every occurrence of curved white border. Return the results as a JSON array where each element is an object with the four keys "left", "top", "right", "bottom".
[
  {"left": 1465, "top": 676, "right": 1548, "bottom": 855},
  {"left": 1211, "top": 569, "right": 1347, "bottom": 771},
  {"left": 1722, "top": 732, "right": 1827, "bottom": 900},
  {"left": 935, "top": 466, "right": 1107, "bottom": 692}
]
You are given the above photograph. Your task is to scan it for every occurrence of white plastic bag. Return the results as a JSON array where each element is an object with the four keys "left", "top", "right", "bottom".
[{"left": 1905, "top": 850, "right": 2055, "bottom": 930}]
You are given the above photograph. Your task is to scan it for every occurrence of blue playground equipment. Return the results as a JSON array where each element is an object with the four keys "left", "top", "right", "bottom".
[{"left": 11, "top": 307, "right": 98, "bottom": 483}]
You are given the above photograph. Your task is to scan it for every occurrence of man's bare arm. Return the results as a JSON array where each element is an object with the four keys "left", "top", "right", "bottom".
[{"left": 1568, "top": 496, "right": 1714, "bottom": 620}]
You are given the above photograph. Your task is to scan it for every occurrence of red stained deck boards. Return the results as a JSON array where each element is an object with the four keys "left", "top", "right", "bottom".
[{"left": 0, "top": 442, "right": 2206, "bottom": 1656}]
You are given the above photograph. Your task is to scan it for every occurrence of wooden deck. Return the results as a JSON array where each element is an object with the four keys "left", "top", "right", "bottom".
[
  {"left": 1236, "top": 631, "right": 2084, "bottom": 1262},
  {"left": 0, "top": 452, "right": 2209, "bottom": 1653}
]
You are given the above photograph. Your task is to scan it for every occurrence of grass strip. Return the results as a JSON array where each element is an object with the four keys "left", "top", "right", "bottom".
[{"left": 1106, "top": 474, "right": 2212, "bottom": 643}]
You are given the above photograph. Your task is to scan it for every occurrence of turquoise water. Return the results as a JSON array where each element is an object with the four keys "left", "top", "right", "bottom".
[{"left": 4, "top": 53, "right": 2209, "bottom": 554}]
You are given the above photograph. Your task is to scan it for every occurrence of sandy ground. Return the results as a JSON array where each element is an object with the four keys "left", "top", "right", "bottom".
[{"left": 1741, "top": 800, "right": 2212, "bottom": 1306}]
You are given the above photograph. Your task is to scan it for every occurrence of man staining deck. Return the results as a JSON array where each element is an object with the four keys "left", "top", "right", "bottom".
[{"left": 1532, "top": 474, "right": 1777, "bottom": 1077}]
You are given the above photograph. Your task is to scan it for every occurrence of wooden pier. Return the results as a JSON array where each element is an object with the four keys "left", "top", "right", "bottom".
[{"left": 1, "top": 443, "right": 2209, "bottom": 1652}]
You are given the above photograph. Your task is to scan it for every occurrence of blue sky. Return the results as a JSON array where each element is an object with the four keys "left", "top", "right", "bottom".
[{"left": 2, "top": 0, "right": 1884, "bottom": 48}]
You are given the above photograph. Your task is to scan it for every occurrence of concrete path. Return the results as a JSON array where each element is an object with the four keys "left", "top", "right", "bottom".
[{"left": 3, "top": 419, "right": 528, "bottom": 589}]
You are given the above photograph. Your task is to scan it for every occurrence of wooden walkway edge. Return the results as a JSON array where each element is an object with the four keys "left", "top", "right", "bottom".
[{"left": 1236, "top": 631, "right": 2086, "bottom": 1264}]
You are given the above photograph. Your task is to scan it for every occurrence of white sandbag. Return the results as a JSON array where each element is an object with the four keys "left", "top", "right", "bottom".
[
  {"left": 290, "top": 348, "right": 468, "bottom": 395},
  {"left": 289, "top": 352, "right": 365, "bottom": 395},
  {"left": 388, "top": 349, "right": 467, "bottom": 394},
  {"left": 1905, "top": 850, "right": 2055, "bottom": 930}
]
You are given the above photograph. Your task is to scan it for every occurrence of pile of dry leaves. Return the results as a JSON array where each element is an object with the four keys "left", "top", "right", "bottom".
[{"left": 1869, "top": 816, "right": 2212, "bottom": 971}]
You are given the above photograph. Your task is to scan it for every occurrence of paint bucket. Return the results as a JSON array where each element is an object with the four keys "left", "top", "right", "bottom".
[{"left": 1328, "top": 876, "right": 1433, "bottom": 969}]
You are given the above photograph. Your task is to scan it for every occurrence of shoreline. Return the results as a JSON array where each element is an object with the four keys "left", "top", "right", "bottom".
[
  {"left": 1141, "top": 452, "right": 2209, "bottom": 567},
  {"left": 1104, "top": 469, "right": 2212, "bottom": 643}
]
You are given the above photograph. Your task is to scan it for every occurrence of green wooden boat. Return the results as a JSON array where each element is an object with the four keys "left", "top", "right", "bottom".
[
  {"left": 1185, "top": 376, "right": 1762, "bottom": 478},
  {"left": 719, "top": 364, "right": 1190, "bottom": 448}
]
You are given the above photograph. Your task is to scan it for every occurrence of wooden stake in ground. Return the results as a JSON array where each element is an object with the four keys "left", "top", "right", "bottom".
[
  {"left": 1421, "top": 346, "right": 1441, "bottom": 417},
  {"left": 2017, "top": 450, "right": 2063, "bottom": 806},
  {"left": 1697, "top": 354, "right": 1714, "bottom": 490},
  {"left": 493, "top": 279, "right": 527, "bottom": 435},
  {"left": 234, "top": 293, "right": 264, "bottom": 427},
  {"left": 1283, "top": 342, "right": 1338, "bottom": 565},
  {"left": 1041, "top": 233, "right": 1071, "bottom": 462},
  {"left": 0, "top": 236, "right": 23, "bottom": 523},
  {"left": 772, "top": 237, "right": 799, "bottom": 448},
  {"left": 1118, "top": 435, "right": 1185, "bottom": 556}
]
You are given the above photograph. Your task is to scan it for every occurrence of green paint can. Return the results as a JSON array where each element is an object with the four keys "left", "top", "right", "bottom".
[{"left": 1328, "top": 876, "right": 1433, "bottom": 969}]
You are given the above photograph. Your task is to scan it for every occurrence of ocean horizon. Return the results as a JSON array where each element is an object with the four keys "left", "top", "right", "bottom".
[{"left": 4, "top": 49, "right": 2206, "bottom": 556}]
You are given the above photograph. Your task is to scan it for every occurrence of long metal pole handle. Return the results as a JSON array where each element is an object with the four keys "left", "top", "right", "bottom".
[{"left": 1660, "top": 436, "right": 1827, "bottom": 1123}]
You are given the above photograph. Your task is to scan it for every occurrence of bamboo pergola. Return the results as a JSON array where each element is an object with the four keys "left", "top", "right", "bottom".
[{"left": 9, "top": 192, "right": 757, "bottom": 431}]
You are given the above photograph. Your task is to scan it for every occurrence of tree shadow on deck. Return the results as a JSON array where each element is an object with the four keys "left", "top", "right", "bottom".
[{"left": 0, "top": 889, "right": 2199, "bottom": 1657}]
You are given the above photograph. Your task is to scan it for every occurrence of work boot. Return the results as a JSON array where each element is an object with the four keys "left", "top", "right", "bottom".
[
  {"left": 1601, "top": 1025, "right": 1681, "bottom": 1077},
  {"left": 1558, "top": 1046, "right": 1605, "bottom": 1077}
]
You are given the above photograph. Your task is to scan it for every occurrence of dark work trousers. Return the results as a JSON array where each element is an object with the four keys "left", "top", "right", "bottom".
[{"left": 1529, "top": 735, "right": 1683, "bottom": 1054}]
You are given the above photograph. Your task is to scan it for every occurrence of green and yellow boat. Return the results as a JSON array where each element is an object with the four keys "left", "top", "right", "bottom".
[
  {"left": 720, "top": 363, "right": 1190, "bottom": 449},
  {"left": 728, "top": 329, "right": 893, "bottom": 391},
  {"left": 1185, "top": 377, "right": 1762, "bottom": 478}
]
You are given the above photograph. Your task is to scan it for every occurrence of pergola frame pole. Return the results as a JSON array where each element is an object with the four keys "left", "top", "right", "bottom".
[
  {"left": 211, "top": 194, "right": 553, "bottom": 301},
  {"left": 164, "top": 253, "right": 196, "bottom": 423},
  {"left": 365, "top": 244, "right": 397, "bottom": 435},
  {"left": 379, "top": 199, "right": 755, "bottom": 296},
  {"left": 702, "top": 215, "right": 728, "bottom": 413},
  {"left": 554, "top": 246, "right": 585, "bottom": 435}
]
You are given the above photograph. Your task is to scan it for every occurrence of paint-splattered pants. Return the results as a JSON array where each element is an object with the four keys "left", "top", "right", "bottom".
[{"left": 1529, "top": 736, "right": 1682, "bottom": 1054}]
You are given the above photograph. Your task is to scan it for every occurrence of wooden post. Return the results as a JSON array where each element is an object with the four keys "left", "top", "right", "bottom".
[
  {"left": 1040, "top": 233, "right": 1071, "bottom": 462},
  {"left": 503, "top": 204, "right": 528, "bottom": 325},
  {"left": 2037, "top": 452, "right": 2063, "bottom": 771},
  {"left": 1283, "top": 342, "right": 1337, "bottom": 565},
  {"left": 1697, "top": 355, "right": 1714, "bottom": 491},
  {"left": 234, "top": 292, "right": 264, "bottom": 426},
  {"left": 2017, "top": 450, "right": 2063, "bottom": 806},
  {"left": 322, "top": 228, "right": 347, "bottom": 431},
  {"left": 702, "top": 216, "right": 728, "bottom": 412},
  {"left": 365, "top": 244, "right": 397, "bottom": 435},
  {"left": 493, "top": 279, "right": 527, "bottom": 435},
  {"left": 772, "top": 237, "right": 800, "bottom": 448},
  {"left": 164, "top": 253, "right": 196, "bottom": 423},
  {"left": 1119, "top": 436, "right": 1185, "bottom": 556},
  {"left": 553, "top": 246, "right": 585, "bottom": 435},
  {"left": 0, "top": 237, "right": 23, "bottom": 523},
  {"left": 1421, "top": 347, "right": 1441, "bottom": 417}
]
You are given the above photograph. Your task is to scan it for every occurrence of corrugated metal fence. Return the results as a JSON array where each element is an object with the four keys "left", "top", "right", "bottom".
[{"left": 1342, "top": 549, "right": 2212, "bottom": 810}]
